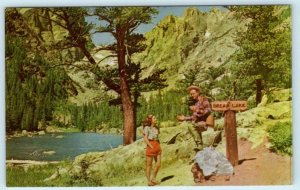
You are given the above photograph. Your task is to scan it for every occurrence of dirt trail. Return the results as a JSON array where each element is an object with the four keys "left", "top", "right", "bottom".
[
  {"left": 109, "top": 138, "right": 291, "bottom": 186},
  {"left": 195, "top": 138, "right": 292, "bottom": 186}
]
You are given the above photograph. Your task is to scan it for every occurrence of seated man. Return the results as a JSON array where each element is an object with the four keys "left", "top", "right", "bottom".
[{"left": 177, "top": 85, "right": 220, "bottom": 150}]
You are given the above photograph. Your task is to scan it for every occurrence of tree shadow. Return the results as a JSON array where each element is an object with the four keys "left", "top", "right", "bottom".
[
  {"left": 161, "top": 175, "right": 175, "bottom": 182},
  {"left": 238, "top": 158, "right": 256, "bottom": 165}
]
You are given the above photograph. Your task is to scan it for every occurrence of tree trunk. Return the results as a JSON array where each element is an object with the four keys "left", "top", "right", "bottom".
[
  {"left": 224, "top": 110, "right": 239, "bottom": 166},
  {"left": 132, "top": 91, "right": 139, "bottom": 141},
  {"left": 256, "top": 78, "right": 262, "bottom": 105},
  {"left": 116, "top": 27, "right": 135, "bottom": 145}
]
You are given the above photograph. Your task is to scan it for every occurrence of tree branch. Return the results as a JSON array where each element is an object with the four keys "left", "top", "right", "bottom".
[
  {"left": 94, "top": 45, "right": 116, "bottom": 53},
  {"left": 97, "top": 55, "right": 117, "bottom": 64},
  {"left": 102, "top": 78, "right": 121, "bottom": 94}
]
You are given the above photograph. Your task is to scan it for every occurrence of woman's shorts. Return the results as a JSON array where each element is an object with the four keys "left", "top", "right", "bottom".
[{"left": 146, "top": 140, "right": 162, "bottom": 157}]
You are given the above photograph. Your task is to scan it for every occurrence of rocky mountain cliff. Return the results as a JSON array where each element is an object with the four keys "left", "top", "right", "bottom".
[
  {"left": 7, "top": 8, "right": 89, "bottom": 62},
  {"left": 133, "top": 7, "right": 247, "bottom": 89}
]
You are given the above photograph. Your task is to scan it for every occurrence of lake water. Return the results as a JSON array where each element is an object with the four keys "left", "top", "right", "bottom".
[{"left": 6, "top": 133, "right": 123, "bottom": 161}]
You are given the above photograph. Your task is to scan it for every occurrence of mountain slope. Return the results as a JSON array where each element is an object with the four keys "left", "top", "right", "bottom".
[{"left": 133, "top": 7, "right": 247, "bottom": 89}]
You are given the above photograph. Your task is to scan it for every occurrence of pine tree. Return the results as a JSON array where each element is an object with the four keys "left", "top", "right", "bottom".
[
  {"left": 227, "top": 5, "right": 291, "bottom": 105},
  {"left": 5, "top": 38, "right": 71, "bottom": 132}
]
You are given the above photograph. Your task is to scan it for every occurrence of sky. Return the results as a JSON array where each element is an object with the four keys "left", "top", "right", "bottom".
[{"left": 86, "top": 6, "right": 226, "bottom": 45}]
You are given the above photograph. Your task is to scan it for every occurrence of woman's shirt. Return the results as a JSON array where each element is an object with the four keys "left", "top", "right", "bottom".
[{"left": 143, "top": 126, "right": 159, "bottom": 141}]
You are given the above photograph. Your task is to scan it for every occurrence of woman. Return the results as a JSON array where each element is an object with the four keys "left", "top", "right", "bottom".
[{"left": 143, "top": 115, "right": 161, "bottom": 186}]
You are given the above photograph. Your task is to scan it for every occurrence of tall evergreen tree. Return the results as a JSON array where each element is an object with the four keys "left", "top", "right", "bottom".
[
  {"left": 43, "top": 7, "right": 165, "bottom": 144},
  {"left": 92, "top": 7, "right": 162, "bottom": 144},
  {"left": 227, "top": 6, "right": 291, "bottom": 105}
]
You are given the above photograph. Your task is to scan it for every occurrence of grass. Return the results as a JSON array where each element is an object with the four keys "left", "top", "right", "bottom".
[
  {"left": 6, "top": 159, "right": 102, "bottom": 187},
  {"left": 6, "top": 164, "right": 58, "bottom": 187}
]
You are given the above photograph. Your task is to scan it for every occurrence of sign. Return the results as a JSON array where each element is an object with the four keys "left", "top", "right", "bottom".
[
  {"left": 212, "top": 100, "right": 248, "bottom": 166},
  {"left": 212, "top": 101, "right": 247, "bottom": 111}
]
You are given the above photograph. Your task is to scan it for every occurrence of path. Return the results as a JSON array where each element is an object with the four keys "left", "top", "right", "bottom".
[
  {"left": 124, "top": 138, "right": 291, "bottom": 186},
  {"left": 195, "top": 138, "right": 292, "bottom": 186}
]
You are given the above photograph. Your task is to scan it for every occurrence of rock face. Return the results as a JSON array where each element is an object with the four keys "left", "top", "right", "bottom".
[
  {"left": 6, "top": 8, "right": 92, "bottom": 63},
  {"left": 133, "top": 7, "right": 247, "bottom": 89}
]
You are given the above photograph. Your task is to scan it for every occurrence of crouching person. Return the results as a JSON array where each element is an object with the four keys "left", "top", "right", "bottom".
[{"left": 191, "top": 163, "right": 204, "bottom": 183}]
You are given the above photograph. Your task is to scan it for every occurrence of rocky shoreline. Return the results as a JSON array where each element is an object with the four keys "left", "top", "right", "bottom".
[
  {"left": 7, "top": 126, "right": 124, "bottom": 141},
  {"left": 6, "top": 130, "right": 46, "bottom": 140},
  {"left": 6, "top": 125, "right": 65, "bottom": 140},
  {"left": 94, "top": 127, "right": 123, "bottom": 135}
]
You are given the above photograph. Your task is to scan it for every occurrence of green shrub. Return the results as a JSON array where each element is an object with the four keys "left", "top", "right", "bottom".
[{"left": 267, "top": 121, "right": 292, "bottom": 156}]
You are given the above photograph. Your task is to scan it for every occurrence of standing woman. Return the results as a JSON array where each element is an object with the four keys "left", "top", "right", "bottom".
[{"left": 143, "top": 115, "right": 161, "bottom": 186}]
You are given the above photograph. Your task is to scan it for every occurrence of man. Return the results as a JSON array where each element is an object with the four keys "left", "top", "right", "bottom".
[{"left": 177, "top": 85, "right": 219, "bottom": 150}]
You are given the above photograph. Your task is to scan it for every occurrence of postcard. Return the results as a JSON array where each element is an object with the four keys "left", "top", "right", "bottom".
[{"left": 5, "top": 5, "right": 292, "bottom": 187}]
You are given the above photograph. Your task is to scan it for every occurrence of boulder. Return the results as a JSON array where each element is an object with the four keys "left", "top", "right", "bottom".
[
  {"left": 21, "top": 130, "right": 27, "bottom": 135},
  {"left": 37, "top": 131, "right": 46, "bottom": 135}
]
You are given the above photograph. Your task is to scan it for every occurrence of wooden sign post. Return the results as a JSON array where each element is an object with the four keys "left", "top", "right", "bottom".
[{"left": 211, "top": 101, "right": 247, "bottom": 166}]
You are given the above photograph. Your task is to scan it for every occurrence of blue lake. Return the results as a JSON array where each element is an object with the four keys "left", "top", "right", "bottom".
[{"left": 6, "top": 132, "right": 123, "bottom": 161}]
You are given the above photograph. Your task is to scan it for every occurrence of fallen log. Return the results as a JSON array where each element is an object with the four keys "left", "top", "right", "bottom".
[{"left": 6, "top": 159, "right": 59, "bottom": 166}]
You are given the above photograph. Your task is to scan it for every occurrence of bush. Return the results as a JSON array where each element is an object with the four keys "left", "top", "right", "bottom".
[{"left": 267, "top": 121, "right": 292, "bottom": 156}]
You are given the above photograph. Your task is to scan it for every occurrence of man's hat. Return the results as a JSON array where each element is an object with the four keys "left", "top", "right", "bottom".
[{"left": 187, "top": 85, "right": 201, "bottom": 92}]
